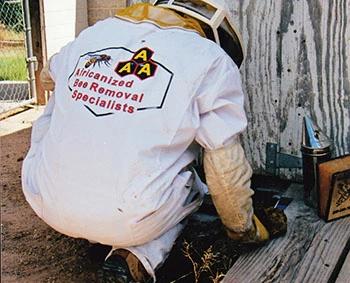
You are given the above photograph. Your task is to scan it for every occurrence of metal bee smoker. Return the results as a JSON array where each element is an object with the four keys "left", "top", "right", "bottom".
[{"left": 301, "top": 116, "right": 333, "bottom": 208}]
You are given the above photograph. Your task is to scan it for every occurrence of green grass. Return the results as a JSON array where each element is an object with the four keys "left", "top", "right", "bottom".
[{"left": 0, "top": 49, "right": 27, "bottom": 81}]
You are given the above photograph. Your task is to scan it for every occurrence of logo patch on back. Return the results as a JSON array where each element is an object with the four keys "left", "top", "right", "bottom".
[
  {"left": 68, "top": 47, "right": 173, "bottom": 117},
  {"left": 115, "top": 48, "right": 157, "bottom": 80}
]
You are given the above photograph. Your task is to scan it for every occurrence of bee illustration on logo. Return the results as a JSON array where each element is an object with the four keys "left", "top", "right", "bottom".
[{"left": 85, "top": 54, "right": 111, "bottom": 68}]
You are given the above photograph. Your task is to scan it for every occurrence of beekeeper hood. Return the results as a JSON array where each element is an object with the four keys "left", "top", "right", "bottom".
[{"left": 153, "top": 0, "right": 244, "bottom": 67}]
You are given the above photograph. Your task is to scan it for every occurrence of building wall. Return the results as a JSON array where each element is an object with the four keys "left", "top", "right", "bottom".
[
  {"left": 42, "top": 0, "right": 129, "bottom": 58},
  {"left": 43, "top": 0, "right": 88, "bottom": 58},
  {"left": 87, "top": 0, "right": 127, "bottom": 26}
]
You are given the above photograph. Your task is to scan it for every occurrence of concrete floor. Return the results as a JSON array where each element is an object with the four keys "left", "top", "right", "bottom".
[{"left": 0, "top": 107, "right": 43, "bottom": 136}]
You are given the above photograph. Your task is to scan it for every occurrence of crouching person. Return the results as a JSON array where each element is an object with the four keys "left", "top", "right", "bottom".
[{"left": 22, "top": 1, "right": 269, "bottom": 282}]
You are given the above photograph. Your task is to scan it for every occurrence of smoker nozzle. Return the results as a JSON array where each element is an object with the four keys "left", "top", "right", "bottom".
[{"left": 301, "top": 116, "right": 332, "bottom": 155}]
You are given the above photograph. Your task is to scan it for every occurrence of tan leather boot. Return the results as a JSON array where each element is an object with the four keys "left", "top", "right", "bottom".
[
  {"left": 114, "top": 249, "right": 150, "bottom": 282},
  {"left": 97, "top": 249, "right": 151, "bottom": 283}
]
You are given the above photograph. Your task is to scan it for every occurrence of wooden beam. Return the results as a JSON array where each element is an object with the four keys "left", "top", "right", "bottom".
[
  {"left": 29, "top": 0, "right": 46, "bottom": 105},
  {"left": 292, "top": 220, "right": 350, "bottom": 282},
  {"left": 224, "top": 184, "right": 350, "bottom": 283}
]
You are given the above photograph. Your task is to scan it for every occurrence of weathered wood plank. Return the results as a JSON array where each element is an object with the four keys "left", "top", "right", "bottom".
[
  {"left": 231, "top": 0, "right": 350, "bottom": 179},
  {"left": 224, "top": 184, "right": 350, "bottom": 283},
  {"left": 298, "top": 0, "right": 350, "bottom": 161},
  {"left": 336, "top": 251, "right": 350, "bottom": 283},
  {"left": 277, "top": 0, "right": 304, "bottom": 179},
  {"left": 292, "top": 219, "right": 350, "bottom": 282},
  {"left": 228, "top": 2, "right": 282, "bottom": 175}
]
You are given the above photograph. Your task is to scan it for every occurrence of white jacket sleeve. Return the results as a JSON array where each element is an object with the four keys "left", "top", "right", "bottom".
[
  {"left": 195, "top": 54, "right": 256, "bottom": 234},
  {"left": 195, "top": 54, "right": 247, "bottom": 150}
]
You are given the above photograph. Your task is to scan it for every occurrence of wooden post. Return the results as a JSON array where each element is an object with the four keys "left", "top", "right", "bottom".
[{"left": 29, "top": 0, "right": 47, "bottom": 105}]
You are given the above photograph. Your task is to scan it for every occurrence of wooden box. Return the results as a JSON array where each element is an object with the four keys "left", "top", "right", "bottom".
[{"left": 318, "top": 155, "right": 350, "bottom": 221}]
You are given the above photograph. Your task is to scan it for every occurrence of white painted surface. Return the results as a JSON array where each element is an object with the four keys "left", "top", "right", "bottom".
[{"left": 43, "top": 0, "right": 88, "bottom": 58}]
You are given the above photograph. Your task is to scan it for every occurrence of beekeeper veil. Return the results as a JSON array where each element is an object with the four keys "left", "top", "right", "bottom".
[{"left": 153, "top": 0, "right": 244, "bottom": 67}]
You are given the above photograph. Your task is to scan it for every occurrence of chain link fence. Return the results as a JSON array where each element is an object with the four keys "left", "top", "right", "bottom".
[{"left": 0, "top": 0, "right": 31, "bottom": 114}]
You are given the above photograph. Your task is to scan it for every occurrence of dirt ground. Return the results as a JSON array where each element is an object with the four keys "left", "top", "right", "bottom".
[{"left": 1, "top": 125, "right": 288, "bottom": 283}]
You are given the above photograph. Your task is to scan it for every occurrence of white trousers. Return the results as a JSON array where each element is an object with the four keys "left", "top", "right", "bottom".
[{"left": 107, "top": 170, "right": 207, "bottom": 282}]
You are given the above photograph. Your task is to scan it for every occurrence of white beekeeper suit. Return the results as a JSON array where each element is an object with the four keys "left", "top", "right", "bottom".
[{"left": 22, "top": 1, "right": 268, "bottom": 281}]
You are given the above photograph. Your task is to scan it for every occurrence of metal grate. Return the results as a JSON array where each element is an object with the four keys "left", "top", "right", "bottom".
[{"left": 0, "top": 0, "right": 31, "bottom": 114}]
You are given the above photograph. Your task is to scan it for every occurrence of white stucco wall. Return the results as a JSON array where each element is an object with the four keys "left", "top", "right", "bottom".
[{"left": 43, "top": 0, "right": 88, "bottom": 58}]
